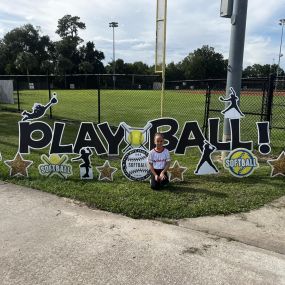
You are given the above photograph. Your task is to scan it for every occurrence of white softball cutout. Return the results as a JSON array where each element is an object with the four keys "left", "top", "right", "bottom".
[{"left": 121, "top": 148, "right": 151, "bottom": 181}]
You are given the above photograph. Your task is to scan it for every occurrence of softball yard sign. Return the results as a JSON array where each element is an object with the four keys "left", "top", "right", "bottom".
[
  {"left": 38, "top": 154, "right": 72, "bottom": 179},
  {"left": 224, "top": 149, "right": 259, "bottom": 178},
  {"left": 0, "top": 88, "right": 279, "bottom": 181},
  {"left": 121, "top": 148, "right": 151, "bottom": 181}
]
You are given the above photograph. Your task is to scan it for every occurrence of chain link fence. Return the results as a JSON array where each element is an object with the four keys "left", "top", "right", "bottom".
[
  {"left": 205, "top": 78, "right": 268, "bottom": 142},
  {"left": 0, "top": 74, "right": 161, "bottom": 125},
  {"left": 271, "top": 77, "right": 285, "bottom": 149},
  {"left": 99, "top": 75, "right": 161, "bottom": 126},
  {"left": 201, "top": 76, "right": 284, "bottom": 150},
  {"left": 0, "top": 74, "right": 284, "bottom": 150},
  {"left": 165, "top": 80, "right": 211, "bottom": 130}
]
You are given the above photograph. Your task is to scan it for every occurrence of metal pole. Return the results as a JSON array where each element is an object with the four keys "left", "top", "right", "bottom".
[
  {"left": 161, "top": 0, "right": 167, "bottom": 118},
  {"left": 203, "top": 84, "right": 211, "bottom": 136},
  {"left": 47, "top": 74, "right": 52, "bottom": 119},
  {"left": 266, "top": 74, "right": 275, "bottom": 126},
  {"left": 223, "top": 0, "right": 248, "bottom": 149},
  {"left": 97, "top": 75, "right": 101, "bottom": 124},
  {"left": 109, "top": 22, "right": 118, "bottom": 90},
  {"left": 113, "top": 26, "right": 115, "bottom": 89},
  {"left": 16, "top": 78, "right": 20, "bottom": 112},
  {"left": 276, "top": 19, "right": 285, "bottom": 89}
]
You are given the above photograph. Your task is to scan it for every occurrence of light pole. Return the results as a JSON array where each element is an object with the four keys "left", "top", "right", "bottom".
[
  {"left": 276, "top": 19, "right": 285, "bottom": 81},
  {"left": 109, "top": 21, "right": 118, "bottom": 89},
  {"left": 220, "top": 0, "right": 248, "bottom": 158}
]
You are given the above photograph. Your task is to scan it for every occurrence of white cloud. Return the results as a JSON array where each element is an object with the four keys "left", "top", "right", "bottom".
[
  {"left": 131, "top": 42, "right": 153, "bottom": 50},
  {"left": 25, "top": 15, "right": 34, "bottom": 21},
  {"left": 244, "top": 36, "right": 274, "bottom": 66}
]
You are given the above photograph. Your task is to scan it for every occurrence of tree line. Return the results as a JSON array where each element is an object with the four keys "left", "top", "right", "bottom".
[{"left": 0, "top": 14, "right": 284, "bottom": 80}]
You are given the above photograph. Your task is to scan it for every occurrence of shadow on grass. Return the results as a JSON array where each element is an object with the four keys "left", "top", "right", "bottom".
[
  {"left": 189, "top": 173, "right": 285, "bottom": 186},
  {"left": 159, "top": 183, "right": 228, "bottom": 198},
  {"left": 0, "top": 113, "right": 20, "bottom": 132},
  {"left": 0, "top": 139, "right": 19, "bottom": 150}
]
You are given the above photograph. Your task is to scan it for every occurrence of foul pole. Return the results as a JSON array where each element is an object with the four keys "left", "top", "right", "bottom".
[{"left": 155, "top": 0, "right": 167, "bottom": 117}]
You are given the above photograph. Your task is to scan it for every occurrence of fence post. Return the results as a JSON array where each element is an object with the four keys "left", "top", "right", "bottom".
[
  {"left": 47, "top": 74, "right": 52, "bottom": 119},
  {"left": 266, "top": 74, "right": 275, "bottom": 126},
  {"left": 132, "top": 74, "right": 135, "bottom": 89},
  {"left": 97, "top": 75, "right": 101, "bottom": 124},
  {"left": 202, "top": 84, "right": 211, "bottom": 137},
  {"left": 16, "top": 78, "right": 20, "bottom": 112},
  {"left": 260, "top": 81, "right": 267, "bottom": 121}
]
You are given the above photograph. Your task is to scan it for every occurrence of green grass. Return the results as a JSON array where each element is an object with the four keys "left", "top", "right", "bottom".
[
  {"left": 0, "top": 111, "right": 284, "bottom": 220},
  {"left": 1, "top": 89, "right": 284, "bottom": 151},
  {"left": 0, "top": 89, "right": 206, "bottom": 126}
]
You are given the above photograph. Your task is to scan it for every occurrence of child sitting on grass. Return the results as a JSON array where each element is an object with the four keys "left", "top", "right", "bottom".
[{"left": 148, "top": 133, "right": 171, "bottom": 190}]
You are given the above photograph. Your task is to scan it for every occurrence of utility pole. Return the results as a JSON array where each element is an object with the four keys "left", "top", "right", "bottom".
[
  {"left": 276, "top": 19, "right": 285, "bottom": 89},
  {"left": 109, "top": 22, "right": 118, "bottom": 89},
  {"left": 220, "top": 0, "right": 248, "bottom": 155}
]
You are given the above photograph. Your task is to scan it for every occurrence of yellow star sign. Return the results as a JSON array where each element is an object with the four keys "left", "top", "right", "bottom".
[
  {"left": 96, "top": 161, "right": 117, "bottom": 181},
  {"left": 168, "top": 160, "right": 187, "bottom": 182},
  {"left": 4, "top": 152, "right": 33, "bottom": 177},
  {"left": 267, "top": 152, "right": 285, "bottom": 177}
]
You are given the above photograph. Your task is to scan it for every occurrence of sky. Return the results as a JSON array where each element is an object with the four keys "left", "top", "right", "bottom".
[{"left": 0, "top": 0, "right": 285, "bottom": 69}]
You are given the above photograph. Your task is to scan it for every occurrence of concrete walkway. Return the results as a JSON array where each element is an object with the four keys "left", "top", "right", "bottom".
[{"left": 0, "top": 181, "right": 284, "bottom": 285}]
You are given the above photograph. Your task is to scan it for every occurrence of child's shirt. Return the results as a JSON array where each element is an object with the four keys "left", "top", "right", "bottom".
[{"left": 148, "top": 147, "right": 171, "bottom": 170}]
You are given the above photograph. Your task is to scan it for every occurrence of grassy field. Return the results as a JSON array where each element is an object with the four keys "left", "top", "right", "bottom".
[
  {"left": 1, "top": 89, "right": 284, "bottom": 151},
  {"left": 0, "top": 110, "right": 284, "bottom": 220},
  {"left": 1, "top": 89, "right": 206, "bottom": 125}
]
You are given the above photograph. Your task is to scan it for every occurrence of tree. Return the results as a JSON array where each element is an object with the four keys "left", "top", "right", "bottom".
[
  {"left": 56, "top": 55, "right": 74, "bottom": 75},
  {"left": 79, "top": 61, "right": 93, "bottom": 74},
  {"left": 55, "top": 37, "right": 79, "bottom": 61},
  {"left": 243, "top": 64, "right": 285, "bottom": 77},
  {"left": 0, "top": 40, "right": 8, "bottom": 74},
  {"left": 0, "top": 17, "right": 107, "bottom": 75},
  {"left": 15, "top": 51, "right": 37, "bottom": 82},
  {"left": 114, "top": 59, "right": 125, "bottom": 74},
  {"left": 105, "top": 59, "right": 124, "bottom": 74},
  {"left": 179, "top": 45, "right": 227, "bottom": 79},
  {"left": 166, "top": 62, "right": 184, "bottom": 80},
  {"left": 105, "top": 60, "right": 152, "bottom": 75},
  {"left": 79, "top": 41, "right": 105, "bottom": 73},
  {"left": 131, "top": 61, "right": 151, "bottom": 74},
  {"left": 275, "top": 65, "right": 285, "bottom": 76},
  {"left": 40, "top": 60, "right": 55, "bottom": 75},
  {"left": 80, "top": 41, "right": 104, "bottom": 62},
  {"left": 56, "top": 15, "right": 86, "bottom": 44},
  {"left": 55, "top": 15, "right": 87, "bottom": 74},
  {"left": 1, "top": 24, "right": 52, "bottom": 74}
]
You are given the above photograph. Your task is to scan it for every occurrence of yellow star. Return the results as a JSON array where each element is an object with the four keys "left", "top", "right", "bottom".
[
  {"left": 4, "top": 153, "right": 33, "bottom": 177},
  {"left": 96, "top": 161, "right": 117, "bottom": 181},
  {"left": 268, "top": 152, "right": 285, "bottom": 177},
  {"left": 168, "top": 160, "right": 188, "bottom": 182}
]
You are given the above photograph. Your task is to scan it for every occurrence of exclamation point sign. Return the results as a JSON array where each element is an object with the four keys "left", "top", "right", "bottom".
[{"left": 256, "top": 122, "right": 271, "bottom": 155}]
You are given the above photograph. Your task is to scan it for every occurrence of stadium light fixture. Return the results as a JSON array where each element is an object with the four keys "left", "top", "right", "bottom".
[{"left": 220, "top": 0, "right": 234, "bottom": 18}]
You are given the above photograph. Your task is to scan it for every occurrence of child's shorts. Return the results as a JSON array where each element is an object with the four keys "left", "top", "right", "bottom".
[{"left": 150, "top": 169, "right": 169, "bottom": 190}]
